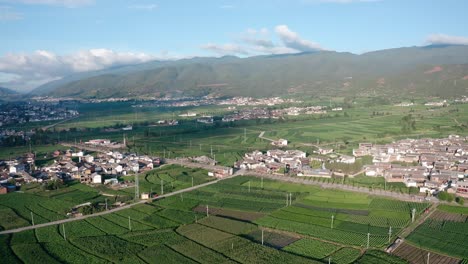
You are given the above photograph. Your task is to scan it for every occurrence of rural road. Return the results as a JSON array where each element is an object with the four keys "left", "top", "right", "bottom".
[
  {"left": 41, "top": 117, "right": 78, "bottom": 131},
  {"left": 0, "top": 173, "right": 237, "bottom": 235},
  {"left": 258, "top": 131, "right": 274, "bottom": 142},
  {"left": 241, "top": 171, "right": 430, "bottom": 203}
]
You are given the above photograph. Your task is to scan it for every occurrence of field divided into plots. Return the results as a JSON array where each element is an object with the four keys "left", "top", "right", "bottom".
[{"left": 0, "top": 175, "right": 435, "bottom": 263}]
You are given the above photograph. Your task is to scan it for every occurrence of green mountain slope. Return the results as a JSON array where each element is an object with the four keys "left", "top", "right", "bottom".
[{"left": 32, "top": 45, "right": 468, "bottom": 99}]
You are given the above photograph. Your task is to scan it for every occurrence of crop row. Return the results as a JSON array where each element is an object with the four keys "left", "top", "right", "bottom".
[
  {"left": 406, "top": 222, "right": 468, "bottom": 258},
  {"left": 255, "top": 216, "right": 389, "bottom": 247},
  {"left": 283, "top": 238, "right": 339, "bottom": 259}
]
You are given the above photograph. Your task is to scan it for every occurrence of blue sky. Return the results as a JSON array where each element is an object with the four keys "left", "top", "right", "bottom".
[{"left": 1, "top": 0, "right": 468, "bottom": 91}]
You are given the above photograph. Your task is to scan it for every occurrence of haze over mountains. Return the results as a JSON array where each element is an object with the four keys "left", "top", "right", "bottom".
[
  {"left": 31, "top": 45, "right": 468, "bottom": 99},
  {"left": 0, "top": 87, "right": 17, "bottom": 95}
]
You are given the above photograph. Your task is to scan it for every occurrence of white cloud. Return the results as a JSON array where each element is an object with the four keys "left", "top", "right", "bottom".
[
  {"left": 241, "top": 28, "right": 275, "bottom": 48},
  {"left": 0, "top": 49, "right": 174, "bottom": 91},
  {"left": 275, "top": 25, "right": 323, "bottom": 52},
  {"left": 202, "top": 25, "right": 325, "bottom": 56},
  {"left": 426, "top": 34, "right": 468, "bottom": 46},
  {"left": 0, "top": 6, "right": 22, "bottom": 20},
  {"left": 128, "top": 4, "right": 158, "bottom": 11},
  {"left": 2, "top": 0, "right": 94, "bottom": 8},
  {"left": 201, "top": 43, "right": 250, "bottom": 56}
]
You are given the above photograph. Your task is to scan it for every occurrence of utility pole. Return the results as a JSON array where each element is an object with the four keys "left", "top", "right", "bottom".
[
  {"left": 328, "top": 258, "right": 331, "bottom": 264},
  {"left": 31, "top": 211, "right": 34, "bottom": 226},
  {"left": 206, "top": 205, "right": 209, "bottom": 217},
  {"left": 427, "top": 252, "right": 430, "bottom": 264},
  {"left": 134, "top": 173, "right": 139, "bottom": 201},
  {"left": 289, "top": 193, "right": 292, "bottom": 205},
  {"left": 367, "top": 233, "right": 370, "bottom": 249},
  {"left": 331, "top": 215, "right": 334, "bottom": 229},
  {"left": 248, "top": 181, "right": 251, "bottom": 192},
  {"left": 244, "top": 128, "right": 247, "bottom": 143},
  {"left": 388, "top": 226, "right": 392, "bottom": 243},
  {"left": 286, "top": 194, "right": 289, "bottom": 206},
  {"left": 261, "top": 229, "right": 264, "bottom": 245},
  {"left": 411, "top": 208, "right": 416, "bottom": 223},
  {"left": 62, "top": 224, "right": 66, "bottom": 240},
  {"left": 128, "top": 216, "right": 132, "bottom": 231},
  {"left": 261, "top": 177, "right": 263, "bottom": 189},
  {"left": 192, "top": 177, "right": 194, "bottom": 187},
  {"left": 105, "top": 198, "right": 108, "bottom": 210}
]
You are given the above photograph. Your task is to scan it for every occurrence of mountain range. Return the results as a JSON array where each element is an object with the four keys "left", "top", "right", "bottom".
[{"left": 30, "top": 45, "right": 468, "bottom": 99}]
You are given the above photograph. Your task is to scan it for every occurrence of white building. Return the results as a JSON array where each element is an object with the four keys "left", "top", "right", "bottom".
[{"left": 92, "top": 173, "right": 102, "bottom": 184}]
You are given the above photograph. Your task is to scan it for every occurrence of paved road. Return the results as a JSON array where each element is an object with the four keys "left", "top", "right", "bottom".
[
  {"left": 258, "top": 131, "right": 274, "bottom": 142},
  {"left": 42, "top": 117, "right": 78, "bottom": 131},
  {"left": 241, "top": 171, "right": 431, "bottom": 203},
  {"left": 61, "top": 142, "right": 123, "bottom": 153},
  {"left": 0, "top": 174, "right": 236, "bottom": 235}
]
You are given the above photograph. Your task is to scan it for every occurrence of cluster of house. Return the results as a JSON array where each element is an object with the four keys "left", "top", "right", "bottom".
[
  {"left": 197, "top": 116, "right": 214, "bottom": 124},
  {"left": 155, "top": 120, "right": 179, "bottom": 126},
  {"left": 85, "top": 139, "right": 126, "bottom": 149},
  {"left": 235, "top": 149, "right": 332, "bottom": 177},
  {"left": 222, "top": 108, "right": 281, "bottom": 122},
  {"left": 454, "top": 96, "right": 468, "bottom": 103},
  {"left": 32, "top": 96, "right": 131, "bottom": 103},
  {"left": 0, "top": 149, "right": 161, "bottom": 194},
  {"left": 220, "top": 105, "right": 337, "bottom": 123},
  {"left": 0, "top": 129, "right": 36, "bottom": 143},
  {"left": 283, "top": 106, "right": 327, "bottom": 116},
  {"left": 218, "top": 97, "right": 298, "bottom": 106},
  {"left": 355, "top": 135, "right": 468, "bottom": 197},
  {"left": 424, "top": 100, "right": 448, "bottom": 107},
  {"left": 0, "top": 101, "right": 78, "bottom": 127}
]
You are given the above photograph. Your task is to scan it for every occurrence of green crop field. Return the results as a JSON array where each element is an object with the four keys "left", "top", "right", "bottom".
[
  {"left": 355, "top": 250, "right": 408, "bottom": 264},
  {"left": 0, "top": 165, "right": 212, "bottom": 231},
  {"left": 4, "top": 100, "right": 466, "bottom": 165},
  {"left": 406, "top": 218, "right": 468, "bottom": 258},
  {"left": 0, "top": 175, "right": 446, "bottom": 263},
  {"left": 283, "top": 238, "right": 340, "bottom": 259}
]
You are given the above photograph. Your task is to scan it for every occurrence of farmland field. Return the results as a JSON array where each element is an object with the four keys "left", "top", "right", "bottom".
[
  {"left": 355, "top": 250, "right": 408, "bottom": 264},
  {"left": 0, "top": 175, "right": 447, "bottom": 263},
  {"left": 283, "top": 238, "right": 340, "bottom": 259},
  {"left": 406, "top": 218, "right": 468, "bottom": 258},
  {"left": 392, "top": 242, "right": 460, "bottom": 264},
  {"left": 0, "top": 165, "right": 212, "bottom": 232}
]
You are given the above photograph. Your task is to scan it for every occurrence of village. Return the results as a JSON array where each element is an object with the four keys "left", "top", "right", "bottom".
[
  {"left": 236, "top": 135, "right": 468, "bottom": 199},
  {"left": 0, "top": 139, "right": 161, "bottom": 195},
  {"left": 0, "top": 101, "right": 79, "bottom": 127},
  {"left": 1, "top": 135, "right": 467, "bottom": 202}
]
